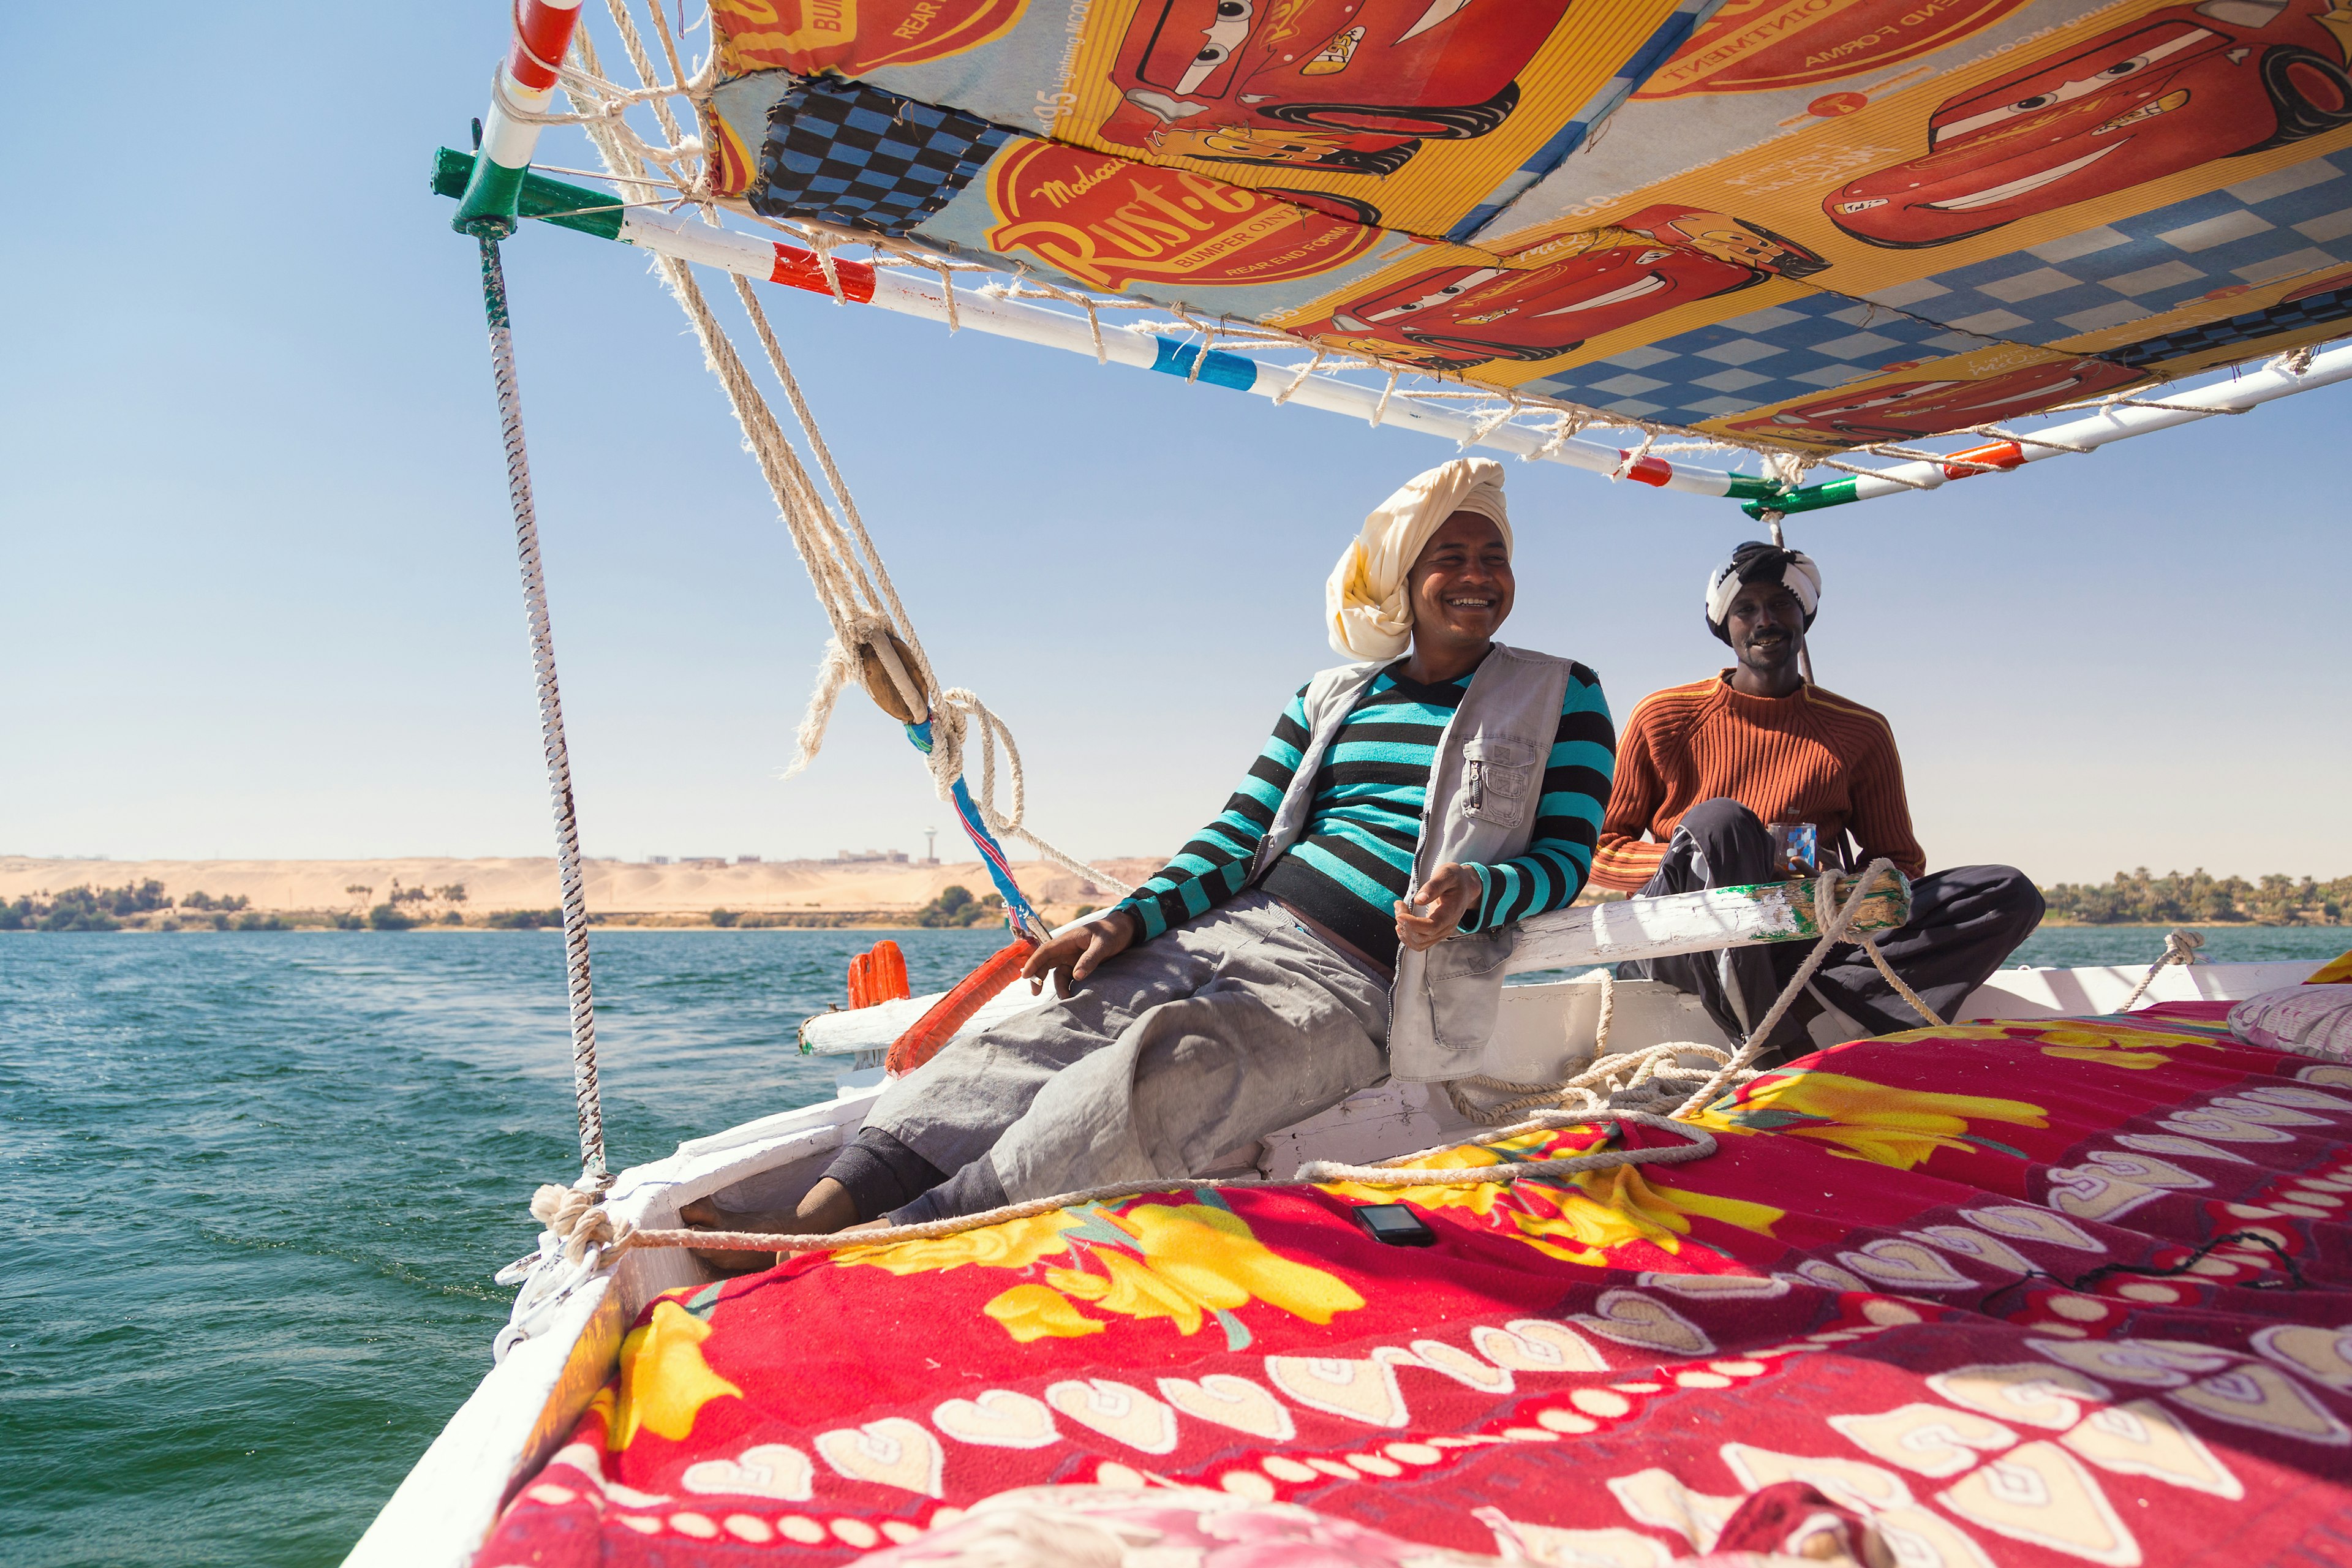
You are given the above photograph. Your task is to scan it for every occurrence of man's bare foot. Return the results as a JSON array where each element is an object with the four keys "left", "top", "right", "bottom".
[{"left": 677, "top": 1180, "right": 863, "bottom": 1274}]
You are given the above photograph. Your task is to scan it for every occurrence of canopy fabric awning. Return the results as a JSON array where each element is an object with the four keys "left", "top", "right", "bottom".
[{"left": 693, "top": 0, "right": 2352, "bottom": 451}]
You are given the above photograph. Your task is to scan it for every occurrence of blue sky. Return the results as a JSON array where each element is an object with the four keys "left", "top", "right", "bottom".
[{"left": 3, "top": 2, "right": 2343, "bottom": 886}]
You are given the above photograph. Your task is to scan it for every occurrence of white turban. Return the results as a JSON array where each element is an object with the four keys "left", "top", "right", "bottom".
[
  {"left": 1705, "top": 541, "right": 1820, "bottom": 644},
  {"left": 1324, "top": 458, "right": 1513, "bottom": 661}
]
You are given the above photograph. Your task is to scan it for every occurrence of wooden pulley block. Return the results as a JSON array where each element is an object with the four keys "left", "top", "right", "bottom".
[{"left": 856, "top": 630, "right": 929, "bottom": 725}]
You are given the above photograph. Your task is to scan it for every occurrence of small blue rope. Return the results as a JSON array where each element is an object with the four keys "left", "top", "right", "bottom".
[{"left": 905, "top": 720, "right": 1047, "bottom": 941}]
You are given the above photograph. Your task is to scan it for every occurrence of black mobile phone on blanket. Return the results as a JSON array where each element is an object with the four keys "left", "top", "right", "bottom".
[{"left": 1353, "top": 1203, "right": 1438, "bottom": 1247}]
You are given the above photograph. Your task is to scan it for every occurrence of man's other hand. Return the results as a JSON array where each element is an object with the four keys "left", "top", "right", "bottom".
[
  {"left": 1395, "top": 863, "right": 1479, "bottom": 952},
  {"left": 1022, "top": 909, "right": 1139, "bottom": 997}
]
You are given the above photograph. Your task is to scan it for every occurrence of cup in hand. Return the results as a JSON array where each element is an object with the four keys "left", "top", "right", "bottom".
[{"left": 1768, "top": 821, "right": 1818, "bottom": 880}]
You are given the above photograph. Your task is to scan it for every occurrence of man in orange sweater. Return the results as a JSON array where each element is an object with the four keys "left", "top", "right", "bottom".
[{"left": 1597, "top": 541, "right": 2041, "bottom": 1060}]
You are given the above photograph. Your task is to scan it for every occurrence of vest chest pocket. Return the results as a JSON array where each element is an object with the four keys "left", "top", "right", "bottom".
[{"left": 1460, "top": 737, "right": 1536, "bottom": 827}]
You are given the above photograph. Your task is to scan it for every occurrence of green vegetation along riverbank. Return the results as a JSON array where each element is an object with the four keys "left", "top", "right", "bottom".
[{"left": 2038, "top": 868, "right": 2348, "bottom": 925}]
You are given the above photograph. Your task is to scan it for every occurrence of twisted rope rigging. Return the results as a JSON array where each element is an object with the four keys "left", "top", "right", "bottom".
[
  {"left": 472, "top": 233, "right": 607, "bottom": 1182},
  {"left": 563, "top": 13, "right": 1127, "bottom": 904}
]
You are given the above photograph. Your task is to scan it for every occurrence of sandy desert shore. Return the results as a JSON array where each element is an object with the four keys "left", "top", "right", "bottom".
[{"left": 0, "top": 855, "right": 1164, "bottom": 922}]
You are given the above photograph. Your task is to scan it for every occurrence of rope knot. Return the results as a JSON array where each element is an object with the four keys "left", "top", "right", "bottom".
[
  {"left": 2119, "top": 927, "right": 2204, "bottom": 1012},
  {"left": 531, "top": 1183, "right": 631, "bottom": 1262}
]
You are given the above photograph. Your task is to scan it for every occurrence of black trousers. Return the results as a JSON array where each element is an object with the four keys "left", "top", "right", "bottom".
[{"left": 1618, "top": 799, "right": 2043, "bottom": 1062}]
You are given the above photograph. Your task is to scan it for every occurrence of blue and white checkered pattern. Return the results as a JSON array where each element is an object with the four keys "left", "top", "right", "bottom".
[
  {"left": 1858, "top": 157, "right": 2352, "bottom": 347},
  {"left": 1521, "top": 155, "right": 2352, "bottom": 421},
  {"left": 753, "top": 76, "right": 1016, "bottom": 238},
  {"left": 1520, "top": 293, "right": 1979, "bottom": 422}
]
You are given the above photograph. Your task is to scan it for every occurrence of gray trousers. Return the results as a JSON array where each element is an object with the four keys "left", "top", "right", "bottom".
[{"left": 861, "top": 892, "right": 1390, "bottom": 1221}]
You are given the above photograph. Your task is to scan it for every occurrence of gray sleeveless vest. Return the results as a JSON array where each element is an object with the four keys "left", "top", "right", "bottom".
[{"left": 1246, "top": 643, "right": 1575, "bottom": 1083}]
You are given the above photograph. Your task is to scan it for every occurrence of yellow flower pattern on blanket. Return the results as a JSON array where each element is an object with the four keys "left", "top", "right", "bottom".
[
  {"left": 1869, "top": 1020, "right": 2223, "bottom": 1071},
  {"left": 832, "top": 1209, "right": 1084, "bottom": 1276},
  {"left": 1321, "top": 1131, "right": 1782, "bottom": 1264},
  {"left": 841, "top": 1197, "right": 1365, "bottom": 1345},
  {"left": 606, "top": 1298, "right": 744, "bottom": 1449},
  {"left": 1695, "top": 1071, "right": 2048, "bottom": 1169}
]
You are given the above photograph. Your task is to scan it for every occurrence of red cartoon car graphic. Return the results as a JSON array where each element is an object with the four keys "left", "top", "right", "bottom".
[
  {"left": 1825, "top": 0, "right": 2352, "bottom": 247},
  {"left": 1098, "top": 0, "right": 1574, "bottom": 175},
  {"left": 1724, "top": 357, "right": 2144, "bottom": 443},
  {"left": 1299, "top": 208, "right": 1828, "bottom": 368}
]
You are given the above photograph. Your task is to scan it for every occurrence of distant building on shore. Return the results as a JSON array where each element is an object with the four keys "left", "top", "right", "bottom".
[{"left": 835, "top": 849, "right": 909, "bottom": 864}]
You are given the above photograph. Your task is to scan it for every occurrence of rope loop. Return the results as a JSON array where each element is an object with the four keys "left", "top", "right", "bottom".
[{"left": 2119, "top": 928, "right": 2204, "bottom": 1012}]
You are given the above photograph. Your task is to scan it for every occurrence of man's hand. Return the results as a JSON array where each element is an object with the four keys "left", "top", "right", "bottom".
[
  {"left": 1022, "top": 909, "right": 1139, "bottom": 997},
  {"left": 1395, "top": 862, "right": 1481, "bottom": 952}
]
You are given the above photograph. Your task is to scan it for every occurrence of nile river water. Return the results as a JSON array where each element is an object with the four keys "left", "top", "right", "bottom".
[{"left": 5, "top": 924, "right": 2346, "bottom": 1565}]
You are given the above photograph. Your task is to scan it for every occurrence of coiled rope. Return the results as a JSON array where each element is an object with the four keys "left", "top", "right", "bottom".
[{"left": 1444, "top": 861, "right": 1935, "bottom": 1128}]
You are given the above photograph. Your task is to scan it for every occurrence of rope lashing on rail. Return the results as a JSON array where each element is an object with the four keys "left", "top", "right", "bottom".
[
  {"left": 606, "top": 1112, "right": 1717, "bottom": 1260},
  {"left": 1444, "top": 861, "right": 1932, "bottom": 1126},
  {"left": 2120, "top": 927, "right": 2205, "bottom": 1012},
  {"left": 1672, "top": 859, "right": 1936, "bottom": 1120},
  {"left": 531, "top": 1181, "right": 621, "bottom": 1262}
]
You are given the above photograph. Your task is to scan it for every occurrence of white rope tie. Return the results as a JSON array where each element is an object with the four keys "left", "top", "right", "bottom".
[
  {"left": 2119, "top": 928, "right": 2204, "bottom": 1012},
  {"left": 1610, "top": 429, "right": 1658, "bottom": 481},
  {"left": 1273, "top": 349, "right": 1325, "bottom": 405}
]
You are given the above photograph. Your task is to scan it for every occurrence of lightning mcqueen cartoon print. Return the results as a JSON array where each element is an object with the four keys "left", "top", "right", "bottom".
[
  {"left": 1825, "top": 0, "right": 2352, "bottom": 247},
  {"left": 1297, "top": 208, "right": 1828, "bottom": 369},
  {"left": 1725, "top": 357, "right": 2146, "bottom": 443},
  {"left": 1096, "top": 0, "right": 1575, "bottom": 175}
]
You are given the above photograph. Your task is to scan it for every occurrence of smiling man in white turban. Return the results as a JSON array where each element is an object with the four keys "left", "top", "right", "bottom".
[{"left": 688, "top": 459, "right": 1616, "bottom": 1253}]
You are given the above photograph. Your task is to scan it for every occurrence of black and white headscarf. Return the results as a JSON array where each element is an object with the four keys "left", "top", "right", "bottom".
[{"left": 1705, "top": 541, "right": 1821, "bottom": 645}]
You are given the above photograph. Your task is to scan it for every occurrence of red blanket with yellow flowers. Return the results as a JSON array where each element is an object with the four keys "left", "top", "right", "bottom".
[{"left": 479, "top": 1000, "right": 2352, "bottom": 1566}]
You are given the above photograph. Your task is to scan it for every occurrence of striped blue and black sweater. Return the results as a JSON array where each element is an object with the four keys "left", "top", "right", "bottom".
[{"left": 1114, "top": 657, "right": 1616, "bottom": 967}]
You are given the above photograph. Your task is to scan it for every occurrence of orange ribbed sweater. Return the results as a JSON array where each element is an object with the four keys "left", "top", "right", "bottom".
[{"left": 1591, "top": 673, "right": 1926, "bottom": 892}]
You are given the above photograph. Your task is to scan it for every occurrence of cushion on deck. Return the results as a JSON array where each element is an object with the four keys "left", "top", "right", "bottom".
[
  {"left": 479, "top": 1001, "right": 2352, "bottom": 1567},
  {"left": 2231, "top": 984, "right": 2352, "bottom": 1061}
]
